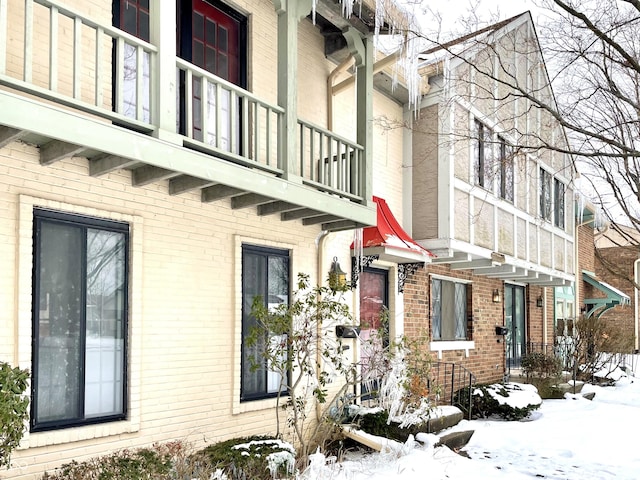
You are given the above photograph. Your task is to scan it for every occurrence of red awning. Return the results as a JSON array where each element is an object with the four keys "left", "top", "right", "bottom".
[{"left": 350, "top": 196, "right": 434, "bottom": 263}]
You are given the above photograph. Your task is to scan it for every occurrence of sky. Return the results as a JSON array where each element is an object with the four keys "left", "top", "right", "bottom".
[
  {"left": 406, "top": 0, "right": 545, "bottom": 39},
  {"left": 298, "top": 359, "right": 640, "bottom": 479}
]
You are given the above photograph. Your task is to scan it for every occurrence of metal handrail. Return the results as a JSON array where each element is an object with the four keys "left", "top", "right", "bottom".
[{"left": 429, "top": 361, "right": 476, "bottom": 420}]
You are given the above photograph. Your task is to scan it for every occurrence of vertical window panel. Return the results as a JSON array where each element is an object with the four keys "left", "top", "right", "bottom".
[
  {"left": 554, "top": 178, "right": 565, "bottom": 229},
  {"left": 431, "top": 278, "right": 469, "bottom": 341},
  {"left": 32, "top": 210, "right": 128, "bottom": 431},
  {"left": 540, "top": 168, "right": 552, "bottom": 221},
  {"left": 241, "top": 245, "right": 290, "bottom": 401}
]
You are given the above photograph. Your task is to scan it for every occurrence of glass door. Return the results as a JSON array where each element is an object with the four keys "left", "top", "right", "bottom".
[{"left": 505, "top": 284, "right": 526, "bottom": 368}]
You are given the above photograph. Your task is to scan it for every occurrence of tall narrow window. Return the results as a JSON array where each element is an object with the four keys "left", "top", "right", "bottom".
[
  {"left": 554, "top": 178, "right": 565, "bottom": 229},
  {"left": 474, "top": 120, "right": 493, "bottom": 189},
  {"left": 431, "top": 278, "right": 469, "bottom": 341},
  {"left": 113, "top": 0, "right": 151, "bottom": 122},
  {"left": 32, "top": 209, "right": 128, "bottom": 431},
  {"left": 498, "top": 137, "right": 514, "bottom": 202},
  {"left": 539, "top": 168, "right": 552, "bottom": 221},
  {"left": 241, "top": 245, "right": 290, "bottom": 401}
]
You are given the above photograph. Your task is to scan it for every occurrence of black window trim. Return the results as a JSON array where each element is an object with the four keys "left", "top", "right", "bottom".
[
  {"left": 31, "top": 208, "right": 130, "bottom": 433},
  {"left": 498, "top": 136, "right": 514, "bottom": 203},
  {"left": 554, "top": 177, "right": 566, "bottom": 229},
  {"left": 539, "top": 167, "right": 552, "bottom": 222},
  {"left": 240, "top": 243, "right": 291, "bottom": 402}
]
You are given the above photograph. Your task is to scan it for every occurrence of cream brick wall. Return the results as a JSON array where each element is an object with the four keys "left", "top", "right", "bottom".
[
  {"left": 0, "top": 142, "right": 324, "bottom": 479},
  {"left": 0, "top": 1, "right": 408, "bottom": 477}
]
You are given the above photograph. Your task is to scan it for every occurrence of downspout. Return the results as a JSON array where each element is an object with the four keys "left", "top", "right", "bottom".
[
  {"left": 635, "top": 258, "right": 640, "bottom": 352},
  {"left": 542, "top": 288, "right": 547, "bottom": 344},
  {"left": 315, "top": 230, "right": 331, "bottom": 420}
]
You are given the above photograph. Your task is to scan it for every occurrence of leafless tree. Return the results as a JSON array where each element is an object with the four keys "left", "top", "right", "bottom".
[{"left": 395, "top": 0, "right": 640, "bottom": 284}]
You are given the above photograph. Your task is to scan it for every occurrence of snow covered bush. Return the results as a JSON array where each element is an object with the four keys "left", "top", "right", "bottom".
[
  {"left": 198, "top": 436, "right": 295, "bottom": 480},
  {"left": 247, "top": 273, "right": 421, "bottom": 466},
  {"left": 247, "top": 273, "right": 436, "bottom": 468},
  {"left": 457, "top": 383, "right": 542, "bottom": 421}
]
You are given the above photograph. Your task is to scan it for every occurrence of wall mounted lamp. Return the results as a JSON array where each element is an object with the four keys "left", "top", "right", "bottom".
[
  {"left": 329, "top": 256, "right": 347, "bottom": 290},
  {"left": 492, "top": 289, "right": 501, "bottom": 303},
  {"left": 536, "top": 296, "right": 544, "bottom": 308}
]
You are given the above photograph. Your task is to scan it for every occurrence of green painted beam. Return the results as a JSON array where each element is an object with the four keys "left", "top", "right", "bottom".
[
  {"left": 90, "top": 155, "right": 138, "bottom": 176},
  {"left": 0, "top": 90, "right": 376, "bottom": 226},
  {"left": 132, "top": 165, "right": 180, "bottom": 186},
  {"left": 0, "top": 126, "right": 23, "bottom": 148},
  {"left": 40, "top": 140, "right": 85, "bottom": 165},
  {"left": 231, "top": 193, "right": 273, "bottom": 209},
  {"left": 201, "top": 184, "right": 244, "bottom": 203},
  {"left": 169, "top": 176, "right": 214, "bottom": 195}
]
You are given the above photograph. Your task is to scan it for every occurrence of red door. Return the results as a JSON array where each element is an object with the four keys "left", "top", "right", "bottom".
[
  {"left": 182, "top": 0, "right": 245, "bottom": 148},
  {"left": 191, "top": 0, "right": 242, "bottom": 85},
  {"left": 359, "top": 268, "right": 389, "bottom": 400}
]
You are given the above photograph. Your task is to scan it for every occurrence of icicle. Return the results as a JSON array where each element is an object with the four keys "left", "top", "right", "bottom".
[
  {"left": 576, "top": 189, "right": 586, "bottom": 225},
  {"left": 353, "top": 228, "right": 363, "bottom": 285}
]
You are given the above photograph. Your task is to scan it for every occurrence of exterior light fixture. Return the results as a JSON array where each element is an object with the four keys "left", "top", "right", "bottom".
[
  {"left": 536, "top": 296, "right": 543, "bottom": 308},
  {"left": 329, "top": 256, "right": 347, "bottom": 290},
  {"left": 492, "top": 289, "right": 501, "bottom": 303}
]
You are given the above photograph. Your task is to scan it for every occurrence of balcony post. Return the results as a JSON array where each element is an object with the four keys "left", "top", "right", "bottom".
[
  {"left": 274, "top": 0, "right": 312, "bottom": 181},
  {"left": 150, "top": 0, "right": 180, "bottom": 143},
  {"left": 343, "top": 27, "right": 373, "bottom": 205}
]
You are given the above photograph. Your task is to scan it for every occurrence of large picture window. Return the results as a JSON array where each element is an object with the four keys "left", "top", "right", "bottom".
[
  {"left": 431, "top": 278, "right": 469, "bottom": 341},
  {"left": 241, "top": 244, "right": 290, "bottom": 401},
  {"left": 31, "top": 209, "right": 128, "bottom": 432}
]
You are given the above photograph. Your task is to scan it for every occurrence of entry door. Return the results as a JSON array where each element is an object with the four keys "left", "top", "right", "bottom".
[
  {"left": 505, "top": 284, "right": 526, "bottom": 368},
  {"left": 359, "top": 268, "right": 389, "bottom": 399},
  {"left": 179, "top": 0, "right": 245, "bottom": 150}
]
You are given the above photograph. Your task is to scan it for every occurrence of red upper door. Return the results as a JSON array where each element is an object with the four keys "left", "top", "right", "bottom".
[
  {"left": 190, "top": 0, "right": 243, "bottom": 86},
  {"left": 116, "top": 0, "right": 150, "bottom": 42}
]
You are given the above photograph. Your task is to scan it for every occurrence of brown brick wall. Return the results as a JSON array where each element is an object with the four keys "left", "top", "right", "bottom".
[
  {"left": 405, "top": 264, "right": 508, "bottom": 384},
  {"left": 596, "top": 245, "right": 638, "bottom": 338}
]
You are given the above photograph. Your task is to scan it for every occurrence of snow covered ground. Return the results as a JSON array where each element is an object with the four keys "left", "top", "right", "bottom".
[{"left": 302, "top": 372, "right": 640, "bottom": 479}]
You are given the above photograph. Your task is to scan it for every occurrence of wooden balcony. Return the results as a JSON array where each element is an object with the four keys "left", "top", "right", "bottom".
[{"left": 0, "top": 0, "right": 375, "bottom": 230}]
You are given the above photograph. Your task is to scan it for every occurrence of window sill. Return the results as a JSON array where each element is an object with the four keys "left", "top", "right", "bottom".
[
  {"left": 430, "top": 340, "right": 475, "bottom": 359},
  {"left": 19, "top": 419, "right": 140, "bottom": 449},
  {"left": 233, "top": 396, "right": 280, "bottom": 415}
]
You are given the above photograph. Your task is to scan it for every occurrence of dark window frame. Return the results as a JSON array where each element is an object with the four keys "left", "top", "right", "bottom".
[
  {"left": 240, "top": 244, "right": 291, "bottom": 402},
  {"left": 113, "top": 0, "right": 150, "bottom": 42},
  {"left": 112, "top": 0, "right": 151, "bottom": 122},
  {"left": 177, "top": 0, "right": 247, "bottom": 88},
  {"left": 498, "top": 136, "right": 514, "bottom": 202},
  {"left": 31, "top": 208, "right": 129, "bottom": 432},
  {"left": 474, "top": 120, "right": 493, "bottom": 190},
  {"left": 554, "top": 178, "right": 565, "bottom": 229},
  {"left": 539, "top": 167, "right": 552, "bottom": 221}
]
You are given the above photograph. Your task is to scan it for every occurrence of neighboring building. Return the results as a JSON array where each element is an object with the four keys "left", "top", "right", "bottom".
[
  {"left": 0, "top": 0, "right": 416, "bottom": 477},
  {"left": 400, "top": 13, "right": 576, "bottom": 383},
  {"left": 594, "top": 224, "right": 638, "bottom": 349}
]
